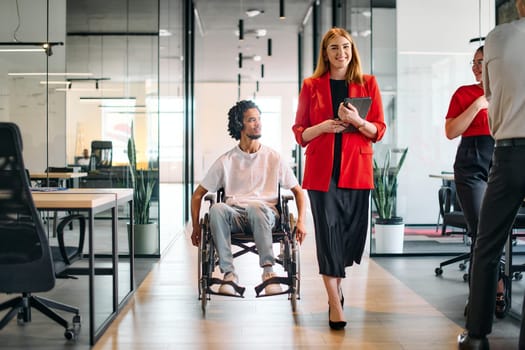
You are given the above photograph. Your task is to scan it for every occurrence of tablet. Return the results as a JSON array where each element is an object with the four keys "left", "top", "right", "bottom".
[{"left": 343, "top": 97, "right": 372, "bottom": 133}]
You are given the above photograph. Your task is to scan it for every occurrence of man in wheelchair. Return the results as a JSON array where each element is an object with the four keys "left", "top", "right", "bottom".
[{"left": 191, "top": 100, "right": 307, "bottom": 297}]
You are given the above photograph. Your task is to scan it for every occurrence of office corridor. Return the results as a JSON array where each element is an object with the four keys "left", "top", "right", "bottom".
[{"left": 91, "top": 232, "right": 478, "bottom": 350}]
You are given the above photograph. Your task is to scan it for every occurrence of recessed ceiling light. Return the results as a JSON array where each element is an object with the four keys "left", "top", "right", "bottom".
[
  {"left": 159, "top": 29, "right": 172, "bottom": 37},
  {"left": 245, "top": 9, "right": 264, "bottom": 17},
  {"left": 8, "top": 72, "right": 93, "bottom": 77},
  {"left": 235, "top": 29, "right": 267, "bottom": 38}
]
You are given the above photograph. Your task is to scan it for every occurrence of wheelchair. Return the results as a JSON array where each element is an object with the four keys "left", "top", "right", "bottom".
[{"left": 197, "top": 189, "right": 301, "bottom": 314}]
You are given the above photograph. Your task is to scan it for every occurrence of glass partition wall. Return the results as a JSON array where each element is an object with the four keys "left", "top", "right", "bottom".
[
  {"left": 65, "top": 0, "right": 161, "bottom": 259},
  {"left": 298, "top": 0, "right": 497, "bottom": 256},
  {"left": 0, "top": 0, "right": 185, "bottom": 342},
  {"left": 0, "top": 0, "right": 65, "bottom": 171},
  {"left": 392, "top": 0, "right": 494, "bottom": 255},
  {"left": 1, "top": 0, "right": 186, "bottom": 256}
]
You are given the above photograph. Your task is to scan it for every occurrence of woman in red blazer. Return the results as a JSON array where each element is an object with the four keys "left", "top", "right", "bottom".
[{"left": 292, "top": 27, "right": 386, "bottom": 330}]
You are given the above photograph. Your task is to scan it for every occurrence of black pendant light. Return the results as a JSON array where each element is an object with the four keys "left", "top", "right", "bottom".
[
  {"left": 279, "top": 0, "right": 285, "bottom": 19},
  {"left": 239, "top": 19, "right": 244, "bottom": 40}
]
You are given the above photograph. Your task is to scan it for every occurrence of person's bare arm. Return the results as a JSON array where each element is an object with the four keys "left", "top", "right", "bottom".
[
  {"left": 445, "top": 95, "right": 488, "bottom": 139},
  {"left": 290, "top": 185, "right": 307, "bottom": 244},
  {"left": 301, "top": 119, "right": 347, "bottom": 143},
  {"left": 190, "top": 185, "right": 208, "bottom": 246}
]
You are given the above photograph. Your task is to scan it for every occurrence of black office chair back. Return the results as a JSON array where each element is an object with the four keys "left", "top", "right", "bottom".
[
  {"left": 438, "top": 185, "right": 467, "bottom": 235},
  {"left": 0, "top": 122, "right": 55, "bottom": 293},
  {"left": 89, "top": 140, "right": 113, "bottom": 170}
]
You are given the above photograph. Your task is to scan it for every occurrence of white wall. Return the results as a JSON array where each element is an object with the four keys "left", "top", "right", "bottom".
[{"left": 396, "top": 0, "right": 495, "bottom": 224}]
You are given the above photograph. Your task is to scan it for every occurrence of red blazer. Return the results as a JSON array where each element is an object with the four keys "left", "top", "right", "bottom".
[{"left": 292, "top": 73, "right": 386, "bottom": 192}]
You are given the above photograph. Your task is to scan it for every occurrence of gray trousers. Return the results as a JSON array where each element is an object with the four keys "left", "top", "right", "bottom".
[
  {"left": 209, "top": 202, "right": 277, "bottom": 274},
  {"left": 465, "top": 144, "right": 525, "bottom": 347}
]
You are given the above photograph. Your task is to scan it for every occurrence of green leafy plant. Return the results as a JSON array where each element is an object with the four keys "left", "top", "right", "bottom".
[
  {"left": 372, "top": 147, "right": 408, "bottom": 221},
  {"left": 127, "top": 122, "right": 156, "bottom": 225}
]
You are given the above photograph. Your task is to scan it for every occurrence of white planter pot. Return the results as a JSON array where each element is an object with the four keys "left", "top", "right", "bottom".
[
  {"left": 129, "top": 223, "right": 158, "bottom": 255},
  {"left": 374, "top": 222, "right": 405, "bottom": 253}
]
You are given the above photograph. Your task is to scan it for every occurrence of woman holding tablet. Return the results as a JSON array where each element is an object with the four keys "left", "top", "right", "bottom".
[{"left": 292, "top": 27, "right": 386, "bottom": 330}]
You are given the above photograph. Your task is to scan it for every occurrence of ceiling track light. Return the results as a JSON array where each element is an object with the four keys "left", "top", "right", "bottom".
[
  {"left": 238, "top": 19, "right": 244, "bottom": 40},
  {"left": 238, "top": 52, "right": 243, "bottom": 68},
  {"left": 279, "top": 0, "right": 285, "bottom": 19},
  {"left": 261, "top": 64, "right": 265, "bottom": 78},
  {"left": 8, "top": 72, "right": 93, "bottom": 77},
  {"left": 267, "top": 38, "right": 272, "bottom": 56},
  {"left": 256, "top": 81, "right": 259, "bottom": 92},
  {"left": 66, "top": 77, "right": 111, "bottom": 89},
  {"left": 0, "top": 41, "right": 64, "bottom": 56}
]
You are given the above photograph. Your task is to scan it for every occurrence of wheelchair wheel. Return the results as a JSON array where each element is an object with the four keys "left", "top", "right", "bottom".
[
  {"left": 199, "top": 213, "right": 214, "bottom": 314},
  {"left": 287, "top": 213, "right": 300, "bottom": 311}
]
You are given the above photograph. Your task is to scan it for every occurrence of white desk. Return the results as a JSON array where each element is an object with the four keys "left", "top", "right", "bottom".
[
  {"left": 428, "top": 173, "right": 455, "bottom": 181},
  {"left": 30, "top": 172, "right": 88, "bottom": 188},
  {"left": 30, "top": 172, "right": 88, "bottom": 180},
  {"left": 32, "top": 189, "right": 134, "bottom": 345}
]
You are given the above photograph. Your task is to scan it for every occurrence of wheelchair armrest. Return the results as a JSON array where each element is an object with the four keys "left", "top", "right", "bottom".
[
  {"left": 281, "top": 194, "right": 294, "bottom": 204},
  {"left": 204, "top": 193, "right": 216, "bottom": 206}
]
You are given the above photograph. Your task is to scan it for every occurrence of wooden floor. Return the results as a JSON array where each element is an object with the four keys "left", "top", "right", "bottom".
[{"left": 91, "top": 233, "right": 467, "bottom": 350}]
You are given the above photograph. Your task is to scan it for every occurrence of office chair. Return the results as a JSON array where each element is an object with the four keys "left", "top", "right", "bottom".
[
  {"left": 434, "top": 184, "right": 469, "bottom": 279},
  {"left": 89, "top": 140, "right": 113, "bottom": 171},
  {"left": 435, "top": 171, "right": 454, "bottom": 232},
  {"left": 438, "top": 183, "right": 466, "bottom": 236},
  {"left": 0, "top": 122, "right": 81, "bottom": 340}
]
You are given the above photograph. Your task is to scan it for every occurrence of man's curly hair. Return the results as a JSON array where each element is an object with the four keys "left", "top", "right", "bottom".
[{"left": 227, "top": 100, "right": 261, "bottom": 140}]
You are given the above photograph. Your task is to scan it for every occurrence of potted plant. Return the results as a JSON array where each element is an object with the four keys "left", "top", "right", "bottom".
[
  {"left": 372, "top": 147, "right": 408, "bottom": 253},
  {"left": 127, "top": 122, "right": 158, "bottom": 254}
]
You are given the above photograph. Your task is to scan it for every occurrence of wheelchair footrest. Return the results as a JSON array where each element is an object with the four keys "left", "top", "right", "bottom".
[
  {"left": 254, "top": 276, "right": 291, "bottom": 297},
  {"left": 207, "top": 277, "right": 246, "bottom": 297}
]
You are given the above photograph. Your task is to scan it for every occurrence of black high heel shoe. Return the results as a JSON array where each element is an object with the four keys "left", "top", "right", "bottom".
[{"left": 328, "top": 307, "right": 347, "bottom": 330}]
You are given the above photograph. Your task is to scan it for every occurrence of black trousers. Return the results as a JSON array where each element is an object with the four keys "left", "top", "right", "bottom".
[
  {"left": 465, "top": 144, "right": 525, "bottom": 347},
  {"left": 453, "top": 135, "right": 494, "bottom": 278},
  {"left": 453, "top": 135, "right": 494, "bottom": 238}
]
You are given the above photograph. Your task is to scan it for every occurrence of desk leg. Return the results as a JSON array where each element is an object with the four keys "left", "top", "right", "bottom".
[
  {"left": 112, "top": 206, "right": 118, "bottom": 312},
  {"left": 129, "top": 199, "right": 135, "bottom": 290},
  {"left": 88, "top": 209, "right": 95, "bottom": 346}
]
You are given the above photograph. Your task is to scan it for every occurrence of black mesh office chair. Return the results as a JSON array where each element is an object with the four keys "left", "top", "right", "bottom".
[
  {"left": 435, "top": 171, "right": 454, "bottom": 232},
  {"left": 0, "top": 122, "right": 81, "bottom": 340},
  {"left": 438, "top": 183, "right": 467, "bottom": 236},
  {"left": 89, "top": 140, "right": 113, "bottom": 171},
  {"left": 434, "top": 184, "right": 469, "bottom": 279}
]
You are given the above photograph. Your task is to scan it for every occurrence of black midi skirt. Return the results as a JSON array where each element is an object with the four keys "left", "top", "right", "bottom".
[{"left": 308, "top": 177, "right": 370, "bottom": 278}]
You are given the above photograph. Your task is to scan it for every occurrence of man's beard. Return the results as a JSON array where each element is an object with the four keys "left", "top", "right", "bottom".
[{"left": 247, "top": 134, "right": 261, "bottom": 140}]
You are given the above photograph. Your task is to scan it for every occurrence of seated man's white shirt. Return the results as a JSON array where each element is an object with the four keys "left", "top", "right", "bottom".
[{"left": 201, "top": 145, "right": 298, "bottom": 208}]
